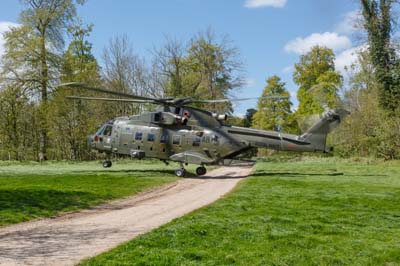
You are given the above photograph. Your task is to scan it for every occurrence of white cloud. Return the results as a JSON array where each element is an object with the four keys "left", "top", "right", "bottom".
[
  {"left": 244, "top": 0, "right": 287, "bottom": 8},
  {"left": 334, "top": 45, "right": 366, "bottom": 76},
  {"left": 335, "top": 10, "right": 362, "bottom": 35},
  {"left": 284, "top": 32, "right": 352, "bottom": 55},
  {"left": 0, "top": 21, "right": 19, "bottom": 57}
]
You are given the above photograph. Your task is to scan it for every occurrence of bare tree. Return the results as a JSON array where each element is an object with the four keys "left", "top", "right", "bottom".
[
  {"left": 102, "top": 34, "right": 150, "bottom": 114},
  {"left": 152, "top": 37, "right": 187, "bottom": 97}
]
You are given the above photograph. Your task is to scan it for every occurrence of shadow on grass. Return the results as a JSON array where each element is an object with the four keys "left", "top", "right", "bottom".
[
  {"left": 70, "top": 169, "right": 175, "bottom": 175},
  {"left": 252, "top": 171, "right": 388, "bottom": 177},
  {"left": 252, "top": 171, "right": 345, "bottom": 177},
  {"left": 71, "top": 169, "right": 248, "bottom": 179},
  {"left": 90, "top": 170, "right": 251, "bottom": 179},
  {"left": 0, "top": 189, "right": 99, "bottom": 226}
]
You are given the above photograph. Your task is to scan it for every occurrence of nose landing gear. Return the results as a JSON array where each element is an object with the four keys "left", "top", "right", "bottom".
[
  {"left": 175, "top": 162, "right": 187, "bottom": 177},
  {"left": 174, "top": 168, "right": 186, "bottom": 177},
  {"left": 102, "top": 160, "right": 112, "bottom": 168}
]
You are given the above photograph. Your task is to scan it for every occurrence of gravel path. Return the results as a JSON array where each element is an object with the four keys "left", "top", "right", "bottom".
[{"left": 0, "top": 166, "right": 252, "bottom": 266}]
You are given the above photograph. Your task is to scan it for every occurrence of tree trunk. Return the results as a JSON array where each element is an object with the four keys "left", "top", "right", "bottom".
[{"left": 39, "top": 32, "right": 48, "bottom": 161}]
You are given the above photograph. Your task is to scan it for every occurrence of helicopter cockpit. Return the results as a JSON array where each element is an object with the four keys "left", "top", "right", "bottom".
[
  {"left": 95, "top": 121, "right": 114, "bottom": 138},
  {"left": 89, "top": 121, "right": 115, "bottom": 152}
]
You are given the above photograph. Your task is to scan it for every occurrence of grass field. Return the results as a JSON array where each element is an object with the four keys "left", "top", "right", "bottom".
[
  {"left": 0, "top": 160, "right": 180, "bottom": 226},
  {"left": 82, "top": 157, "right": 400, "bottom": 266}
]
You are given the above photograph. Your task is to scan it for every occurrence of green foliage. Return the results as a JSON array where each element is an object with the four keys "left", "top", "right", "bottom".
[
  {"left": 252, "top": 75, "right": 295, "bottom": 133},
  {"left": 332, "top": 51, "right": 400, "bottom": 160},
  {"left": 186, "top": 33, "right": 242, "bottom": 113},
  {"left": 62, "top": 23, "right": 100, "bottom": 83},
  {"left": 361, "top": 0, "right": 400, "bottom": 113},
  {"left": 82, "top": 158, "right": 400, "bottom": 266},
  {"left": 0, "top": 0, "right": 85, "bottom": 160},
  {"left": 48, "top": 23, "right": 102, "bottom": 160},
  {"left": 243, "top": 108, "right": 257, "bottom": 127},
  {"left": 0, "top": 160, "right": 178, "bottom": 226},
  {"left": 155, "top": 29, "right": 244, "bottom": 114},
  {"left": 226, "top": 115, "right": 245, "bottom": 127},
  {"left": 0, "top": 87, "right": 34, "bottom": 160},
  {"left": 293, "top": 46, "right": 342, "bottom": 118}
]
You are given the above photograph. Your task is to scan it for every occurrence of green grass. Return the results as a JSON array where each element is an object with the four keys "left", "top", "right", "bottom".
[
  {"left": 0, "top": 160, "right": 180, "bottom": 226},
  {"left": 81, "top": 158, "right": 400, "bottom": 266}
]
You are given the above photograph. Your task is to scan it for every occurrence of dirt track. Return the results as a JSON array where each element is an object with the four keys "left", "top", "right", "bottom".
[{"left": 0, "top": 166, "right": 252, "bottom": 266}]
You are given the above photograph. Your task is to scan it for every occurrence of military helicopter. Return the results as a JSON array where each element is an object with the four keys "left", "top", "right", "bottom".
[{"left": 60, "top": 82, "right": 349, "bottom": 177}]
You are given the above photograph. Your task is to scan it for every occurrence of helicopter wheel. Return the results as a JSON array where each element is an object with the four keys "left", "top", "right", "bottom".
[
  {"left": 175, "top": 168, "right": 186, "bottom": 177},
  {"left": 103, "top": 160, "right": 112, "bottom": 168},
  {"left": 196, "top": 166, "right": 207, "bottom": 176}
]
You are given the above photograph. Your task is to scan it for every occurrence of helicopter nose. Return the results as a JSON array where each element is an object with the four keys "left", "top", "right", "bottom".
[{"left": 87, "top": 135, "right": 95, "bottom": 149}]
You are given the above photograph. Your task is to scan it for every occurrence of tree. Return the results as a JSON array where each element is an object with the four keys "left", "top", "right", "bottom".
[
  {"left": 293, "top": 46, "right": 342, "bottom": 118},
  {"left": 61, "top": 23, "right": 100, "bottom": 84},
  {"left": 252, "top": 75, "right": 294, "bottom": 132},
  {"left": 102, "top": 34, "right": 151, "bottom": 116},
  {"left": 0, "top": 86, "right": 25, "bottom": 160},
  {"left": 243, "top": 108, "right": 257, "bottom": 127},
  {"left": 332, "top": 51, "right": 400, "bottom": 159},
  {"left": 153, "top": 29, "right": 244, "bottom": 113},
  {"left": 152, "top": 37, "right": 187, "bottom": 97},
  {"left": 1, "top": 0, "right": 84, "bottom": 160},
  {"left": 186, "top": 29, "right": 244, "bottom": 113},
  {"left": 361, "top": 0, "right": 400, "bottom": 113},
  {"left": 49, "top": 23, "right": 102, "bottom": 160}
]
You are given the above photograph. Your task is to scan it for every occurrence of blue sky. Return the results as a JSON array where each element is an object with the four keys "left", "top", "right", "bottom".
[{"left": 0, "top": 0, "right": 361, "bottom": 115}]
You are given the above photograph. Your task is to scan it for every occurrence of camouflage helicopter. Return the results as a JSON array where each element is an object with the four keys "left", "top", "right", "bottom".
[{"left": 60, "top": 82, "right": 349, "bottom": 177}]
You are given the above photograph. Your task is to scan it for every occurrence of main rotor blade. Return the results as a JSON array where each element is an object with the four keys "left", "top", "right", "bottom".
[
  {"left": 58, "top": 82, "right": 161, "bottom": 102},
  {"left": 186, "top": 95, "right": 290, "bottom": 104},
  {"left": 66, "top": 96, "right": 156, "bottom": 104}
]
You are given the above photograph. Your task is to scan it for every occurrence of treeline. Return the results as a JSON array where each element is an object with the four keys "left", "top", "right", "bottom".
[
  {"left": 236, "top": 0, "right": 399, "bottom": 160},
  {"left": 0, "top": 0, "right": 399, "bottom": 161},
  {"left": 0, "top": 0, "right": 243, "bottom": 161}
]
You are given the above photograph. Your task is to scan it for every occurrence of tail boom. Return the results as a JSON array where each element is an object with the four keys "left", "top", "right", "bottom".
[{"left": 225, "top": 108, "right": 349, "bottom": 153}]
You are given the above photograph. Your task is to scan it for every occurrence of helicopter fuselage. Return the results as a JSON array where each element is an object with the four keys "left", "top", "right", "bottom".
[{"left": 90, "top": 105, "right": 334, "bottom": 167}]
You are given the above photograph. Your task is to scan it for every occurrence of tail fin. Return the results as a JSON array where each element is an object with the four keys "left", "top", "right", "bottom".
[{"left": 299, "top": 108, "right": 350, "bottom": 152}]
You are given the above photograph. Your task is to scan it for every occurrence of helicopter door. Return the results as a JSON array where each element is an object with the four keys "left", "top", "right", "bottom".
[{"left": 119, "top": 127, "right": 133, "bottom": 154}]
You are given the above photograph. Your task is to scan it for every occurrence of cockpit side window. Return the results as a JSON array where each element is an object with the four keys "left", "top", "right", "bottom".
[
  {"left": 103, "top": 125, "right": 113, "bottom": 136},
  {"left": 96, "top": 125, "right": 105, "bottom": 136}
]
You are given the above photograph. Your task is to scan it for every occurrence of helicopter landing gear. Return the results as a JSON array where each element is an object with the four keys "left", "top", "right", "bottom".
[
  {"left": 175, "top": 163, "right": 187, "bottom": 177},
  {"left": 196, "top": 166, "right": 207, "bottom": 176},
  {"left": 103, "top": 160, "right": 112, "bottom": 168},
  {"left": 175, "top": 168, "right": 186, "bottom": 177}
]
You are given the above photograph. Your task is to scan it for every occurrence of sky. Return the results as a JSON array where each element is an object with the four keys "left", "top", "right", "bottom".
[{"left": 0, "top": 0, "right": 362, "bottom": 116}]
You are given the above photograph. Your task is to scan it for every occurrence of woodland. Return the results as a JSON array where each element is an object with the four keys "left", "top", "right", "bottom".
[{"left": 0, "top": 0, "right": 399, "bottom": 161}]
